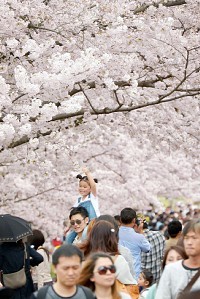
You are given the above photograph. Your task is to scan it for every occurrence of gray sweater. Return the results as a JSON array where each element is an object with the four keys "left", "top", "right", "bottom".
[{"left": 155, "top": 260, "right": 200, "bottom": 299}]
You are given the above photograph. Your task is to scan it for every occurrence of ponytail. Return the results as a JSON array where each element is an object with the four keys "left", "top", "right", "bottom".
[{"left": 76, "top": 174, "right": 98, "bottom": 183}]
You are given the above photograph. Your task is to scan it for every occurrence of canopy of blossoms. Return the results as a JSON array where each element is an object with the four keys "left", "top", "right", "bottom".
[{"left": 0, "top": 0, "right": 199, "bottom": 237}]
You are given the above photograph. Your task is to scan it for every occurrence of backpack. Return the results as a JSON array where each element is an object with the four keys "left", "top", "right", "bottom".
[{"left": 36, "top": 285, "right": 96, "bottom": 299}]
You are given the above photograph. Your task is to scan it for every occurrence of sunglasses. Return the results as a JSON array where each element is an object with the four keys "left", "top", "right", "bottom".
[
  {"left": 70, "top": 219, "right": 85, "bottom": 226},
  {"left": 95, "top": 265, "right": 116, "bottom": 275}
]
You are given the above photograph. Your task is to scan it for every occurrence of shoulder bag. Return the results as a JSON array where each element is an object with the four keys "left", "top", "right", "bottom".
[
  {"left": 113, "top": 255, "right": 139, "bottom": 299},
  {"left": 3, "top": 245, "right": 27, "bottom": 289},
  {"left": 177, "top": 268, "right": 200, "bottom": 299}
]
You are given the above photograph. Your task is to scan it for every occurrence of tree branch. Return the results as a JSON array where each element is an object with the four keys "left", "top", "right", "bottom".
[
  {"left": 0, "top": 186, "right": 63, "bottom": 206},
  {"left": 2, "top": 90, "right": 199, "bottom": 151},
  {"left": 5, "top": 130, "right": 52, "bottom": 150},
  {"left": 133, "top": 0, "right": 186, "bottom": 14},
  {"left": 96, "top": 159, "right": 126, "bottom": 183},
  {"left": 83, "top": 150, "right": 111, "bottom": 163},
  {"left": 27, "top": 22, "right": 68, "bottom": 39},
  {"left": 14, "top": 187, "right": 56, "bottom": 203},
  {"left": 158, "top": 67, "right": 200, "bottom": 102},
  {"left": 68, "top": 75, "right": 173, "bottom": 98},
  {"left": 12, "top": 93, "right": 27, "bottom": 103},
  {"left": 113, "top": 90, "right": 124, "bottom": 111},
  {"left": 78, "top": 83, "right": 98, "bottom": 114}
]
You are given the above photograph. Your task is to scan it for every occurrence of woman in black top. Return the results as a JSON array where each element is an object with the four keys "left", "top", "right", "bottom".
[{"left": 0, "top": 239, "right": 43, "bottom": 299}]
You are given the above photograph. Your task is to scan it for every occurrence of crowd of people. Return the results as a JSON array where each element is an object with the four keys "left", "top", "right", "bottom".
[{"left": 0, "top": 167, "right": 200, "bottom": 299}]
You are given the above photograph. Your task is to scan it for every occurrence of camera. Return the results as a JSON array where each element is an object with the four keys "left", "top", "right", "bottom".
[
  {"left": 136, "top": 218, "right": 141, "bottom": 226},
  {"left": 136, "top": 218, "right": 147, "bottom": 226}
]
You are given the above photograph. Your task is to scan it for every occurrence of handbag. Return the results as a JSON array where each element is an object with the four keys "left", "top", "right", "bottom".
[
  {"left": 113, "top": 254, "right": 140, "bottom": 299},
  {"left": 116, "top": 279, "right": 139, "bottom": 299},
  {"left": 3, "top": 245, "right": 27, "bottom": 289},
  {"left": 3, "top": 267, "right": 26, "bottom": 289}
]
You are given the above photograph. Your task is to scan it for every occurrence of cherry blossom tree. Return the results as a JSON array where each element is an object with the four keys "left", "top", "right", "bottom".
[{"left": 0, "top": 0, "right": 199, "bottom": 237}]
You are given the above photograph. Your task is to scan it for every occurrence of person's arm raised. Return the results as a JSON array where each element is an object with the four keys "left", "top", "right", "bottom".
[{"left": 82, "top": 166, "right": 97, "bottom": 197}]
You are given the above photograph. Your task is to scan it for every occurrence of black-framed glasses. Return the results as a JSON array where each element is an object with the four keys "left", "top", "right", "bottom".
[
  {"left": 70, "top": 219, "right": 85, "bottom": 226},
  {"left": 95, "top": 265, "right": 116, "bottom": 275}
]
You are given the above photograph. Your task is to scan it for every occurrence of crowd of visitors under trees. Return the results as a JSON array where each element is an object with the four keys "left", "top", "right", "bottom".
[{"left": 0, "top": 167, "right": 199, "bottom": 299}]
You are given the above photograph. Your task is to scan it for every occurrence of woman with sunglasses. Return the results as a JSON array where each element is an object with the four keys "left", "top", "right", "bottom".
[
  {"left": 78, "top": 220, "right": 138, "bottom": 298},
  {"left": 78, "top": 252, "right": 131, "bottom": 299}
]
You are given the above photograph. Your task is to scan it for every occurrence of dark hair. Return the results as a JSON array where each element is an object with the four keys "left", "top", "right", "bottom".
[
  {"left": 78, "top": 252, "right": 120, "bottom": 299},
  {"left": 79, "top": 220, "right": 119, "bottom": 257},
  {"left": 96, "top": 215, "right": 119, "bottom": 240},
  {"left": 162, "top": 245, "right": 188, "bottom": 269},
  {"left": 120, "top": 208, "right": 136, "bottom": 224},
  {"left": 69, "top": 206, "right": 89, "bottom": 220},
  {"left": 52, "top": 244, "right": 83, "bottom": 265},
  {"left": 164, "top": 229, "right": 170, "bottom": 240},
  {"left": 27, "top": 229, "right": 45, "bottom": 250},
  {"left": 167, "top": 220, "right": 182, "bottom": 238},
  {"left": 158, "top": 223, "right": 164, "bottom": 231},
  {"left": 182, "top": 219, "right": 200, "bottom": 237},
  {"left": 114, "top": 215, "right": 121, "bottom": 222},
  {"left": 76, "top": 174, "right": 98, "bottom": 183},
  {"left": 27, "top": 229, "right": 50, "bottom": 260},
  {"left": 141, "top": 269, "right": 154, "bottom": 287}
]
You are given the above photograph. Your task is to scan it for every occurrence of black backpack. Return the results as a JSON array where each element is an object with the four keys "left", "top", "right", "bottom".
[{"left": 36, "top": 285, "right": 96, "bottom": 299}]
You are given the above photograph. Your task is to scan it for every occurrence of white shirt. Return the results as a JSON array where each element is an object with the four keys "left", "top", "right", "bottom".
[
  {"left": 120, "top": 292, "right": 132, "bottom": 299},
  {"left": 31, "top": 248, "right": 52, "bottom": 289},
  {"left": 115, "top": 255, "right": 137, "bottom": 285},
  {"left": 139, "top": 288, "right": 150, "bottom": 299}
]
